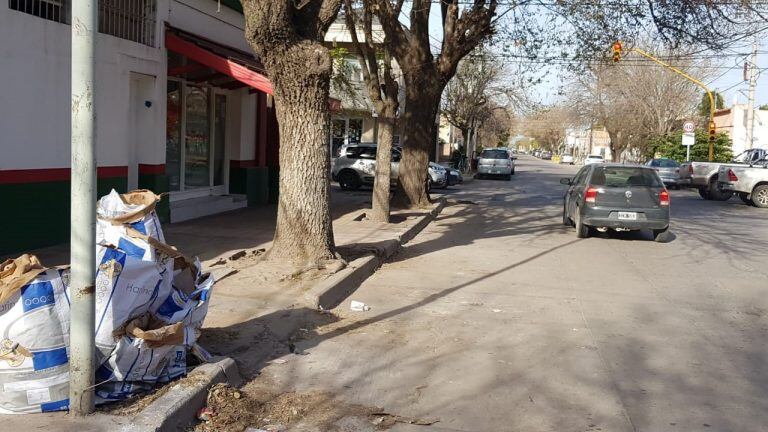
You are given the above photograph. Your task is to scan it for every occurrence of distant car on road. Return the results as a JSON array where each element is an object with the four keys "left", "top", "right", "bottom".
[
  {"left": 560, "top": 155, "right": 575, "bottom": 165},
  {"left": 645, "top": 158, "right": 681, "bottom": 189},
  {"left": 561, "top": 164, "right": 670, "bottom": 241},
  {"left": 584, "top": 155, "right": 605, "bottom": 165},
  {"left": 533, "top": 149, "right": 542, "bottom": 158},
  {"left": 477, "top": 148, "right": 514, "bottom": 180},
  {"left": 540, "top": 151, "right": 553, "bottom": 160}
]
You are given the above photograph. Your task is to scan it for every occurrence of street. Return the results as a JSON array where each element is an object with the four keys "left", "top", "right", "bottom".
[{"left": 254, "top": 155, "right": 768, "bottom": 431}]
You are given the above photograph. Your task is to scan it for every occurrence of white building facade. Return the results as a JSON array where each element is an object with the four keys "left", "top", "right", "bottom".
[{"left": 1, "top": 0, "right": 280, "bottom": 255}]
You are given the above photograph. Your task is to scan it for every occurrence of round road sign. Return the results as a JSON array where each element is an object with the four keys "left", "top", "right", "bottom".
[{"left": 683, "top": 121, "right": 695, "bottom": 133}]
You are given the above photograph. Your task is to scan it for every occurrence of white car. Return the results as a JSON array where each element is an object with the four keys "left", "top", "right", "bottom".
[
  {"left": 584, "top": 155, "right": 605, "bottom": 165},
  {"left": 560, "top": 155, "right": 575, "bottom": 165},
  {"left": 476, "top": 148, "right": 515, "bottom": 180}
]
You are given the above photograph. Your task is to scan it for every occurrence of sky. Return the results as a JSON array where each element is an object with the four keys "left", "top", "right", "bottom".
[{"left": 415, "top": 4, "right": 768, "bottom": 110}]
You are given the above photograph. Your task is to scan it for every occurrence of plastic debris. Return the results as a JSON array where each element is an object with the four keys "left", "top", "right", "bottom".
[
  {"left": 197, "top": 406, "right": 216, "bottom": 421},
  {"left": 350, "top": 300, "right": 371, "bottom": 311}
]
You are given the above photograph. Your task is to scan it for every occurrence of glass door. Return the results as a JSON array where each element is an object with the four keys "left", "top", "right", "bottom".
[{"left": 184, "top": 85, "right": 211, "bottom": 189}]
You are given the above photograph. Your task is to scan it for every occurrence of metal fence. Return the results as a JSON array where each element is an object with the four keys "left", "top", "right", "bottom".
[
  {"left": 8, "top": 0, "right": 156, "bottom": 47},
  {"left": 9, "top": 0, "right": 68, "bottom": 24},
  {"left": 98, "top": 0, "right": 156, "bottom": 47}
]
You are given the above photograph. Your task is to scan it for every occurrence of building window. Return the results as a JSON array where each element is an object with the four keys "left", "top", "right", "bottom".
[
  {"left": 9, "top": 0, "right": 68, "bottom": 24},
  {"left": 99, "top": 0, "right": 156, "bottom": 46}
]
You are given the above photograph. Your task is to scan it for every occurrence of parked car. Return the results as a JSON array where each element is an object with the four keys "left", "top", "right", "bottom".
[
  {"left": 428, "top": 162, "right": 448, "bottom": 189},
  {"left": 584, "top": 155, "right": 605, "bottom": 165},
  {"left": 332, "top": 143, "right": 448, "bottom": 191},
  {"left": 560, "top": 164, "right": 670, "bottom": 241},
  {"left": 718, "top": 160, "right": 768, "bottom": 207},
  {"left": 560, "top": 155, "right": 575, "bottom": 165},
  {"left": 446, "top": 167, "right": 464, "bottom": 186},
  {"left": 477, "top": 148, "right": 515, "bottom": 180},
  {"left": 645, "top": 158, "right": 681, "bottom": 189},
  {"left": 533, "top": 149, "right": 542, "bottom": 158},
  {"left": 540, "top": 150, "right": 553, "bottom": 160},
  {"left": 678, "top": 148, "right": 767, "bottom": 201}
]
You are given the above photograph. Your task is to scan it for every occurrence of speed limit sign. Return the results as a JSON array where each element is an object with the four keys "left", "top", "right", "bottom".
[{"left": 683, "top": 121, "right": 695, "bottom": 133}]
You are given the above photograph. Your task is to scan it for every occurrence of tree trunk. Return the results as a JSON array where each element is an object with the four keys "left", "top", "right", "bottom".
[
  {"left": 395, "top": 79, "right": 441, "bottom": 209},
  {"left": 252, "top": 39, "right": 336, "bottom": 266},
  {"left": 370, "top": 116, "right": 394, "bottom": 222}
]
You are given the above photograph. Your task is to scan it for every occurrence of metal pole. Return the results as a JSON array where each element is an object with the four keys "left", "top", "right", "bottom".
[
  {"left": 745, "top": 42, "right": 758, "bottom": 150},
  {"left": 70, "top": 0, "right": 97, "bottom": 416},
  {"left": 686, "top": 144, "right": 691, "bottom": 162},
  {"left": 630, "top": 48, "right": 717, "bottom": 161}
]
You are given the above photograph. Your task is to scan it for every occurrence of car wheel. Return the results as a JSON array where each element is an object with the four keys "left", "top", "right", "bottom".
[
  {"left": 575, "top": 211, "right": 590, "bottom": 238},
  {"left": 653, "top": 227, "right": 670, "bottom": 242},
  {"left": 708, "top": 178, "right": 733, "bottom": 201},
  {"left": 751, "top": 185, "right": 768, "bottom": 208},
  {"left": 338, "top": 170, "right": 361, "bottom": 191},
  {"left": 698, "top": 187, "right": 711, "bottom": 200},
  {"left": 738, "top": 192, "right": 753, "bottom": 206}
]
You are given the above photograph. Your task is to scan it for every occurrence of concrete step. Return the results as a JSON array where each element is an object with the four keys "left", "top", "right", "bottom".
[{"left": 170, "top": 194, "right": 247, "bottom": 223}]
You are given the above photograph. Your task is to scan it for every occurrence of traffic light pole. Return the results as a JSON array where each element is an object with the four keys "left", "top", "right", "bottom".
[{"left": 628, "top": 48, "right": 717, "bottom": 161}]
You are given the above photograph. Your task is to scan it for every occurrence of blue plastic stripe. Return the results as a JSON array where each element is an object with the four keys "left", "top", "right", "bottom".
[
  {"left": 41, "top": 399, "right": 69, "bottom": 412},
  {"left": 118, "top": 238, "right": 146, "bottom": 259},
  {"left": 129, "top": 220, "right": 147, "bottom": 235},
  {"left": 21, "top": 280, "right": 55, "bottom": 313},
  {"left": 32, "top": 347, "right": 68, "bottom": 370}
]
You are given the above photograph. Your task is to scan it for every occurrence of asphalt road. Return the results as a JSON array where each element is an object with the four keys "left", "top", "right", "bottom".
[{"left": 265, "top": 155, "right": 768, "bottom": 431}]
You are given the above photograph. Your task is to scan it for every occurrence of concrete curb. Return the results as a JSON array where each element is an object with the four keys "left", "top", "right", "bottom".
[
  {"left": 305, "top": 198, "right": 447, "bottom": 310},
  {"left": 121, "top": 357, "right": 242, "bottom": 432}
]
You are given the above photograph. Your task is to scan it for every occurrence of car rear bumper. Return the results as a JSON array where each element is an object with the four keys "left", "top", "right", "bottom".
[
  {"left": 582, "top": 208, "right": 669, "bottom": 230},
  {"left": 477, "top": 166, "right": 512, "bottom": 175}
]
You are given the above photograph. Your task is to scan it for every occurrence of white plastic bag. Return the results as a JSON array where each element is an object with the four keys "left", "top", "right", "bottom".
[
  {"left": 0, "top": 266, "right": 70, "bottom": 414},
  {"left": 96, "top": 189, "right": 165, "bottom": 262}
]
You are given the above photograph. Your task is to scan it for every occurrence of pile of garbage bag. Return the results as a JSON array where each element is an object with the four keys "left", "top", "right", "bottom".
[{"left": 0, "top": 189, "right": 214, "bottom": 414}]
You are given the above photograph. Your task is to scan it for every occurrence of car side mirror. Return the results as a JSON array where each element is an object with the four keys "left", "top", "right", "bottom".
[{"left": 560, "top": 178, "right": 572, "bottom": 185}]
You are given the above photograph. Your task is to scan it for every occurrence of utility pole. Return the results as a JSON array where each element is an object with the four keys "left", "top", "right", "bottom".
[
  {"left": 745, "top": 42, "right": 758, "bottom": 150},
  {"left": 69, "top": 0, "right": 98, "bottom": 416}
]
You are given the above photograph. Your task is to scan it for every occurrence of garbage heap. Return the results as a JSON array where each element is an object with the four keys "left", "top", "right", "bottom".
[{"left": 0, "top": 189, "right": 214, "bottom": 414}]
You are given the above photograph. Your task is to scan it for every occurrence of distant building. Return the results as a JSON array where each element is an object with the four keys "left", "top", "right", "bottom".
[
  {"left": 324, "top": 12, "right": 405, "bottom": 158},
  {"left": 713, "top": 104, "right": 768, "bottom": 156},
  {"left": 564, "top": 126, "right": 612, "bottom": 162}
]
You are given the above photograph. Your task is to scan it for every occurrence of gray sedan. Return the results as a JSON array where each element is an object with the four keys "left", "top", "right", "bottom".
[{"left": 561, "top": 164, "right": 671, "bottom": 241}]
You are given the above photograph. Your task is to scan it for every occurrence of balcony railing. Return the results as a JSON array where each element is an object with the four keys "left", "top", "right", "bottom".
[{"left": 8, "top": 0, "right": 156, "bottom": 47}]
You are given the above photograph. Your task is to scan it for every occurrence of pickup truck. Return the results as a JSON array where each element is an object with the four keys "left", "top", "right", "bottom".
[
  {"left": 679, "top": 148, "right": 768, "bottom": 201},
  {"left": 717, "top": 160, "right": 768, "bottom": 208}
]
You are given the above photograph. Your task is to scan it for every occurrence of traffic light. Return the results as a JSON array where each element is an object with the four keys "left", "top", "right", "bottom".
[
  {"left": 612, "top": 41, "right": 623, "bottom": 63},
  {"left": 709, "top": 121, "right": 717, "bottom": 143}
]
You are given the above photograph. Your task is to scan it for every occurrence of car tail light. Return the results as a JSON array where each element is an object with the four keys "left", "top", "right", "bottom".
[
  {"left": 585, "top": 187, "right": 598, "bottom": 205},
  {"left": 660, "top": 190, "right": 670, "bottom": 206},
  {"left": 727, "top": 169, "right": 738, "bottom": 182},
  {"left": 688, "top": 165, "right": 693, "bottom": 174}
]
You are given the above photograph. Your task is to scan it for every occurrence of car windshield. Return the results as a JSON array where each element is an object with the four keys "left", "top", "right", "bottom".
[
  {"left": 650, "top": 159, "right": 679, "bottom": 168},
  {"left": 591, "top": 167, "right": 662, "bottom": 188},
  {"left": 480, "top": 149, "right": 509, "bottom": 159},
  {"left": 588, "top": 156, "right": 603, "bottom": 159}
]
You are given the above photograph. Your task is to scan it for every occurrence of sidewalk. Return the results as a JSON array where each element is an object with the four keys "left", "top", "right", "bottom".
[{"left": 3, "top": 186, "right": 450, "bottom": 430}]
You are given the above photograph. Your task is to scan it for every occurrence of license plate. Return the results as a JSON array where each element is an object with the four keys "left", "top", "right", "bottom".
[
  {"left": 491, "top": 169, "right": 500, "bottom": 173},
  {"left": 617, "top": 212, "right": 637, "bottom": 220}
]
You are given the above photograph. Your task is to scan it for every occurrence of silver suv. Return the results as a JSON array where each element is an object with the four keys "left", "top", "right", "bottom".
[{"left": 332, "top": 144, "right": 446, "bottom": 190}]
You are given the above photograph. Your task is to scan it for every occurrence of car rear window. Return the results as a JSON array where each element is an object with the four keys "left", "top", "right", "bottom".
[
  {"left": 588, "top": 155, "right": 603, "bottom": 159},
  {"left": 590, "top": 167, "right": 662, "bottom": 187},
  {"left": 480, "top": 149, "right": 509, "bottom": 159},
  {"left": 650, "top": 159, "right": 679, "bottom": 168}
]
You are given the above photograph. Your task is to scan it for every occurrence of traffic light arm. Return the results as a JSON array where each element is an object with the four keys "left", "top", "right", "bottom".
[{"left": 629, "top": 47, "right": 716, "bottom": 161}]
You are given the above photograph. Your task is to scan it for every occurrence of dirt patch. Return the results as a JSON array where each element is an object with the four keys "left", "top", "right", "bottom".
[{"left": 193, "top": 382, "right": 435, "bottom": 432}]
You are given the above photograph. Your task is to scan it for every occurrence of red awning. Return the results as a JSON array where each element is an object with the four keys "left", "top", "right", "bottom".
[
  {"left": 165, "top": 26, "right": 341, "bottom": 111},
  {"left": 165, "top": 28, "right": 274, "bottom": 95}
]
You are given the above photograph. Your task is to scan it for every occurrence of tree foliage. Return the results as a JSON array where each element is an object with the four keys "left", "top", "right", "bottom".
[
  {"left": 697, "top": 91, "right": 725, "bottom": 118},
  {"left": 648, "top": 130, "right": 733, "bottom": 163}
]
